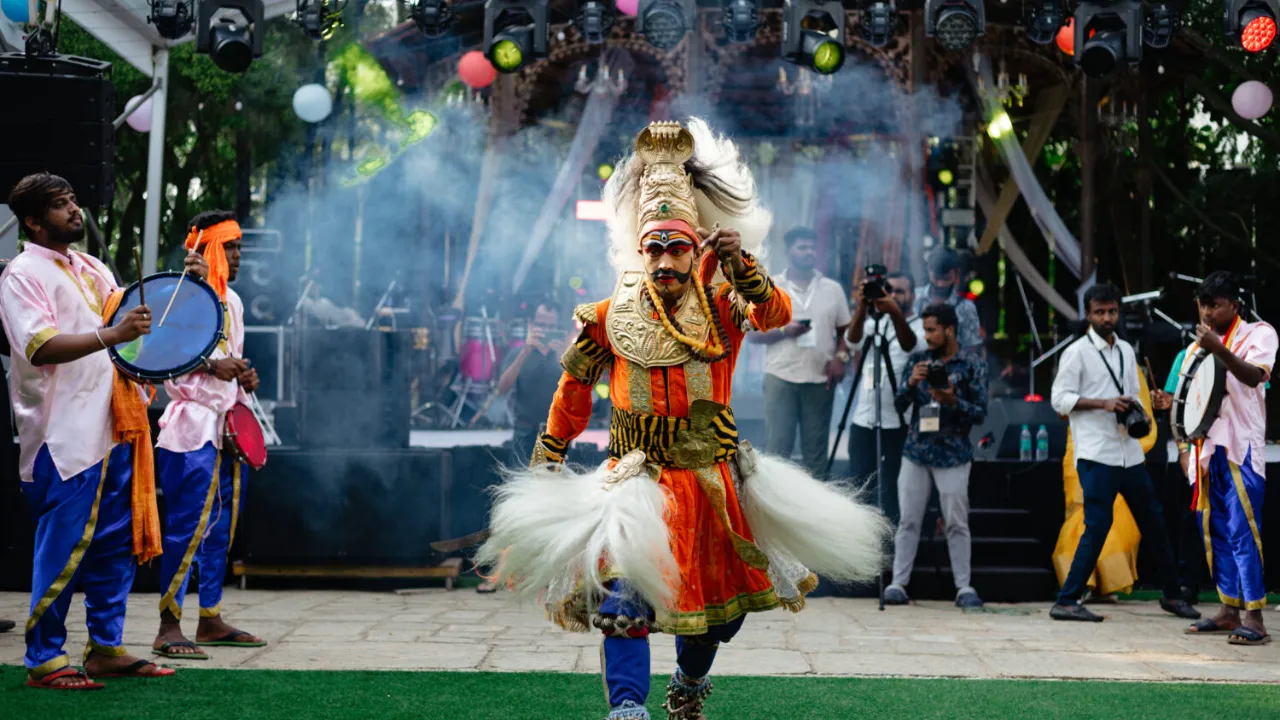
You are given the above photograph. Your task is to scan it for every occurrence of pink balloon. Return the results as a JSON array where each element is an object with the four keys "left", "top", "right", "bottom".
[
  {"left": 458, "top": 51, "right": 497, "bottom": 89},
  {"left": 125, "top": 94, "right": 152, "bottom": 133},
  {"left": 1232, "top": 80, "right": 1273, "bottom": 120},
  {"left": 616, "top": 0, "right": 638, "bottom": 17}
]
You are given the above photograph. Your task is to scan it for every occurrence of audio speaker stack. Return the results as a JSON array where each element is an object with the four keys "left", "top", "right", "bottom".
[{"left": 0, "top": 53, "right": 115, "bottom": 210}]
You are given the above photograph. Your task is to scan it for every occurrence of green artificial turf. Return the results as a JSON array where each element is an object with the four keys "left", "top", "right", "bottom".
[{"left": 1, "top": 667, "right": 1274, "bottom": 720}]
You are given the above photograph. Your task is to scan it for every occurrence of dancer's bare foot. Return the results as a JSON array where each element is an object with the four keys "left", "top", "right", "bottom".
[{"left": 153, "top": 611, "right": 206, "bottom": 657}]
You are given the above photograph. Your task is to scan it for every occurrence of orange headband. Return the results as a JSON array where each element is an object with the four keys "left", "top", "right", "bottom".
[
  {"left": 639, "top": 219, "right": 698, "bottom": 241},
  {"left": 185, "top": 219, "right": 240, "bottom": 300}
]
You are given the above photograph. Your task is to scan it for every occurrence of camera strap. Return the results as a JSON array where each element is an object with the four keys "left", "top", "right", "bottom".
[{"left": 1094, "top": 344, "right": 1127, "bottom": 396}]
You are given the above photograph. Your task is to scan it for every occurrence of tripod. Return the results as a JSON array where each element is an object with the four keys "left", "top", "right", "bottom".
[{"left": 827, "top": 313, "right": 906, "bottom": 611}]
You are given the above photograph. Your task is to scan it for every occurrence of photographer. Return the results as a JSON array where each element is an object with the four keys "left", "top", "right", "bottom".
[
  {"left": 885, "top": 304, "right": 987, "bottom": 608},
  {"left": 496, "top": 302, "right": 571, "bottom": 466},
  {"left": 845, "top": 270, "right": 922, "bottom": 524},
  {"left": 1048, "top": 284, "right": 1199, "bottom": 622},
  {"left": 914, "top": 249, "right": 982, "bottom": 350}
]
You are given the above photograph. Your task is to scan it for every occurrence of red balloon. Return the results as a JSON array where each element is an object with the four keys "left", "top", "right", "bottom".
[
  {"left": 458, "top": 51, "right": 497, "bottom": 89},
  {"left": 1056, "top": 19, "right": 1074, "bottom": 56}
]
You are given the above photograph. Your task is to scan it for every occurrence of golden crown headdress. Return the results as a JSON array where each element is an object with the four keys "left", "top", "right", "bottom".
[{"left": 634, "top": 121, "right": 699, "bottom": 233}]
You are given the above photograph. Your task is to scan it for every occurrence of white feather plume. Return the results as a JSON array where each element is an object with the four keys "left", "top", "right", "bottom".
[
  {"left": 473, "top": 461, "right": 679, "bottom": 611},
  {"left": 740, "top": 453, "right": 890, "bottom": 585},
  {"left": 604, "top": 118, "right": 770, "bottom": 282}
]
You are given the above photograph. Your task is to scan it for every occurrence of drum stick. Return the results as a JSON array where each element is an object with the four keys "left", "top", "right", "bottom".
[
  {"left": 158, "top": 230, "right": 202, "bottom": 328},
  {"left": 132, "top": 246, "right": 146, "bottom": 308}
]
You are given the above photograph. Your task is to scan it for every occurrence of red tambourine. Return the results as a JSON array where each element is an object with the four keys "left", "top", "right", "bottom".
[{"left": 224, "top": 402, "right": 268, "bottom": 470}]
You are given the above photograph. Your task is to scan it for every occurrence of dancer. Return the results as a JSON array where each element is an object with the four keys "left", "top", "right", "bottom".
[
  {"left": 2, "top": 173, "right": 206, "bottom": 688},
  {"left": 476, "top": 121, "right": 887, "bottom": 720},
  {"left": 153, "top": 211, "right": 265, "bottom": 659},
  {"left": 1181, "top": 272, "right": 1275, "bottom": 645}
]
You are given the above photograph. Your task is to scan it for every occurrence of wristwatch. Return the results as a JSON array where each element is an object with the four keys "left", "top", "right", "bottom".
[{"left": 835, "top": 349, "right": 851, "bottom": 364}]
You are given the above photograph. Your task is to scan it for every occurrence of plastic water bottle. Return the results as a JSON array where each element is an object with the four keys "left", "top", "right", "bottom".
[
  {"left": 1019, "top": 425, "right": 1033, "bottom": 461},
  {"left": 1035, "top": 425, "right": 1050, "bottom": 462}
]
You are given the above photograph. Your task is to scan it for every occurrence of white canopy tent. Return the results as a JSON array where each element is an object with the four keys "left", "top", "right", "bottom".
[{"left": 0, "top": 0, "right": 294, "bottom": 270}]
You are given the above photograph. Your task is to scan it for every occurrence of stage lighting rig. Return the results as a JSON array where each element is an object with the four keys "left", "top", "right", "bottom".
[
  {"left": 1225, "top": 0, "right": 1278, "bottom": 52},
  {"left": 783, "top": 0, "right": 846, "bottom": 74},
  {"left": 723, "top": 0, "right": 760, "bottom": 44},
  {"left": 197, "top": 0, "right": 264, "bottom": 74},
  {"left": 860, "top": 1, "right": 897, "bottom": 48},
  {"left": 148, "top": 0, "right": 195, "bottom": 40},
  {"left": 1074, "top": 0, "right": 1141, "bottom": 77},
  {"left": 638, "top": 0, "right": 694, "bottom": 50},
  {"left": 412, "top": 0, "right": 454, "bottom": 37},
  {"left": 483, "top": 0, "right": 549, "bottom": 73},
  {"left": 1143, "top": 3, "right": 1177, "bottom": 48},
  {"left": 577, "top": 0, "right": 615, "bottom": 44},
  {"left": 295, "top": 0, "right": 347, "bottom": 40},
  {"left": 926, "top": 0, "right": 985, "bottom": 51},
  {"left": 1024, "top": 0, "right": 1064, "bottom": 45}
]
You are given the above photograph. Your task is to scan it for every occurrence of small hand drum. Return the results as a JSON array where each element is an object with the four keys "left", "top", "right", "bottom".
[
  {"left": 1171, "top": 348, "right": 1228, "bottom": 443},
  {"left": 224, "top": 402, "right": 267, "bottom": 470},
  {"left": 106, "top": 272, "right": 224, "bottom": 383}
]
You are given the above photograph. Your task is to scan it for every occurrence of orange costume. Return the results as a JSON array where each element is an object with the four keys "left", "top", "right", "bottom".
[{"left": 477, "top": 121, "right": 885, "bottom": 720}]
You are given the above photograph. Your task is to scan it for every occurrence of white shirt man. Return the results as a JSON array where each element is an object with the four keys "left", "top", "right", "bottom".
[
  {"left": 1048, "top": 285, "right": 1197, "bottom": 623},
  {"left": 750, "top": 228, "right": 851, "bottom": 477}
]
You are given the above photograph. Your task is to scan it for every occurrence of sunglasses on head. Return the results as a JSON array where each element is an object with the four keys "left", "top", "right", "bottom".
[{"left": 641, "top": 231, "right": 696, "bottom": 258}]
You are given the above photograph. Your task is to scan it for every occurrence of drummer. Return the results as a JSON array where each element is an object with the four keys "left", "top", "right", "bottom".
[
  {"left": 2, "top": 173, "right": 207, "bottom": 688},
  {"left": 1181, "top": 271, "right": 1276, "bottom": 645},
  {"left": 153, "top": 210, "right": 264, "bottom": 660}
]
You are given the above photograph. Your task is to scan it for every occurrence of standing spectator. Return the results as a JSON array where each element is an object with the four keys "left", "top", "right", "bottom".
[
  {"left": 750, "top": 227, "right": 851, "bottom": 477},
  {"left": 1048, "top": 284, "right": 1198, "bottom": 622},
  {"left": 886, "top": 304, "right": 988, "bottom": 608},
  {"left": 914, "top": 248, "right": 982, "bottom": 350},
  {"left": 846, "top": 271, "right": 922, "bottom": 524}
]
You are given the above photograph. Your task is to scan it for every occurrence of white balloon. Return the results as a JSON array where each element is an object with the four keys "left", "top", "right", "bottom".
[
  {"left": 292, "top": 83, "right": 333, "bottom": 124},
  {"left": 124, "top": 94, "right": 152, "bottom": 133},
  {"left": 1232, "top": 80, "right": 1273, "bottom": 121}
]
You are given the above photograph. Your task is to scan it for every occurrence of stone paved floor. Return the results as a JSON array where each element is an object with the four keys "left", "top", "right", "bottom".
[{"left": 1, "top": 590, "right": 1277, "bottom": 682}]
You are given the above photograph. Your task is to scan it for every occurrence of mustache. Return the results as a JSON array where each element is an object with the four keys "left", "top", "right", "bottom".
[{"left": 651, "top": 268, "right": 692, "bottom": 284}]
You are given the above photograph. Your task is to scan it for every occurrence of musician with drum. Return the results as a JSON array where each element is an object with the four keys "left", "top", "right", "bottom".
[
  {"left": 152, "top": 211, "right": 266, "bottom": 660},
  {"left": 1177, "top": 272, "right": 1276, "bottom": 646},
  {"left": 1, "top": 173, "right": 206, "bottom": 688}
]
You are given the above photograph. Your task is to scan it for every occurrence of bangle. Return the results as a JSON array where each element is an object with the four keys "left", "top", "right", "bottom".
[{"left": 94, "top": 328, "right": 108, "bottom": 349}]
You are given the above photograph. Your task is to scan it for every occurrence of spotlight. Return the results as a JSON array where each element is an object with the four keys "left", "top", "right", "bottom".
[
  {"left": 1143, "top": 3, "right": 1177, "bottom": 48},
  {"left": 412, "top": 0, "right": 454, "bottom": 37},
  {"left": 1074, "top": 0, "right": 1141, "bottom": 77},
  {"left": 860, "top": 1, "right": 897, "bottom": 48},
  {"left": 148, "top": 0, "right": 195, "bottom": 40},
  {"left": 295, "top": 0, "right": 346, "bottom": 40},
  {"left": 783, "top": 0, "right": 847, "bottom": 74},
  {"left": 926, "top": 0, "right": 985, "bottom": 51},
  {"left": 577, "top": 0, "right": 615, "bottom": 44},
  {"left": 197, "top": 0, "right": 264, "bottom": 74},
  {"left": 723, "top": 0, "right": 760, "bottom": 44},
  {"left": 638, "top": 0, "right": 694, "bottom": 50},
  {"left": 483, "top": 0, "right": 549, "bottom": 73},
  {"left": 1225, "top": 0, "right": 1279, "bottom": 52},
  {"left": 1024, "top": 0, "right": 1064, "bottom": 45}
]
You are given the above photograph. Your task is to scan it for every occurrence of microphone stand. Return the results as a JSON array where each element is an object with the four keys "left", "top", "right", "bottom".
[
  {"left": 288, "top": 276, "right": 316, "bottom": 327},
  {"left": 1168, "top": 272, "right": 1262, "bottom": 322},
  {"left": 365, "top": 279, "right": 398, "bottom": 331}
]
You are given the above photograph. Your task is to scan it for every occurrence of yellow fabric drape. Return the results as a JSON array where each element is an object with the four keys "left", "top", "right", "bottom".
[
  {"left": 1052, "top": 370, "right": 1158, "bottom": 596},
  {"left": 102, "top": 291, "right": 163, "bottom": 563}
]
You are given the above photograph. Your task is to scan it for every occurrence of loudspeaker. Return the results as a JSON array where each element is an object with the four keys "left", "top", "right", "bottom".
[
  {"left": 969, "top": 397, "right": 1067, "bottom": 460},
  {"left": 0, "top": 53, "right": 115, "bottom": 210},
  {"left": 239, "top": 448, "right": 450, "bottom": 565},
  {"left": 299, "top": 329, "right": 411, "bottom": 449}
]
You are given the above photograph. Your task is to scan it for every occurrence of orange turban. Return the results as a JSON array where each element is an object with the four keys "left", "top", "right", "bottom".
[{"left": 186, "top": 220, "right": 241, "bottom": 300}]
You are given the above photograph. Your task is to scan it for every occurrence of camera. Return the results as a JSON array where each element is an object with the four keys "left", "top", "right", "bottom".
[
  {"left": 1117, "top": 403, "right": 1151, "bottom": 438},
  {"left": 926, "top": 361, "right": 950, "bottom": 389},
  {"left": 862, "top": 264, "right": 889, "bottom": 301}
]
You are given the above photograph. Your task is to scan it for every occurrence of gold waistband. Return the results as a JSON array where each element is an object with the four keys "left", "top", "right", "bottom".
[{"left": 607, "top": 403, "right": 738, "bottom": 469}]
